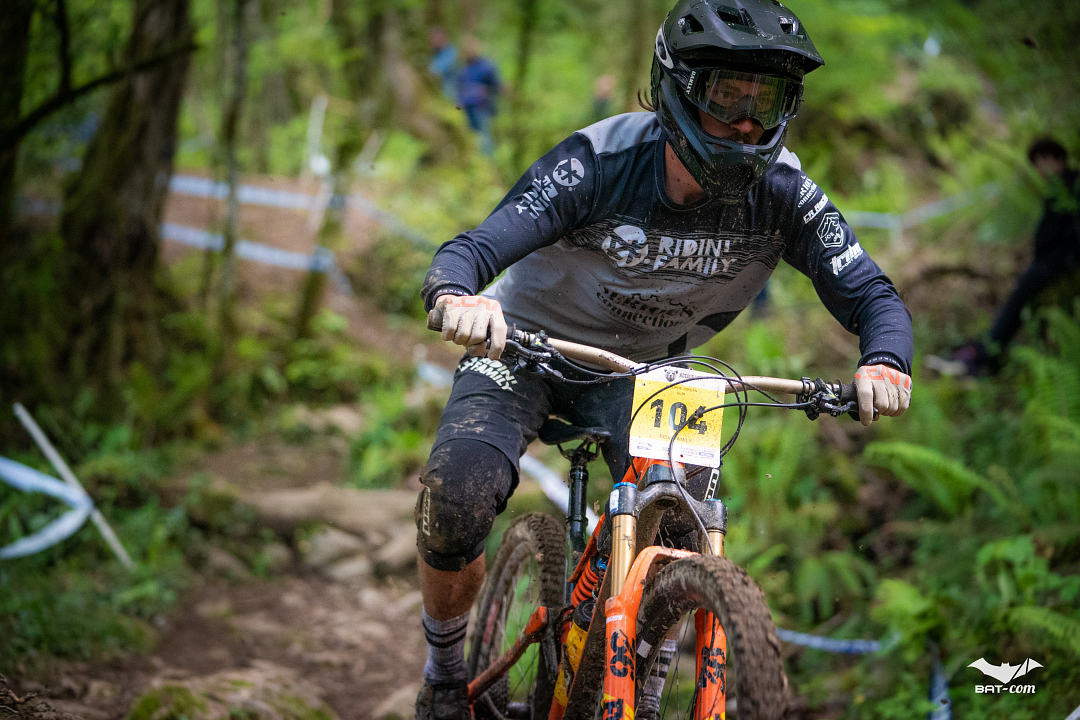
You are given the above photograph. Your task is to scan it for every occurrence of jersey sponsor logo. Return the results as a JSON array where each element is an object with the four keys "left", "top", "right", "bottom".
[
  {"left": 597, "top": 288, "right": 694, "bottom": 329},
  {"left": 459, "top": 356, "right": 519, "bottom": 391},
  {"left": 829, "top": 241, "right": 863, "bottom": 275},
  {"left": 515, "top": 174, "right": 560, "bottom": 218},
  {"left": 802, "top": 193, "right": 828, "bottom": 224},
  {"left": 568, "top": 220, "right": 784, "bottom": 282},
  {"left": 553, "top": 158, "right": 585, "bottom": 187},
  {"left": 797, "top": 176, "right": 818, "bottom": 207},
  {"left": 817, "top": 211, "right": 843, "bottom": 248}
]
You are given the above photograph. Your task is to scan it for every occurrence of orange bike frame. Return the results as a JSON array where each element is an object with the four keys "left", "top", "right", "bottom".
[{"left": 484, "top": 455, "right": 729, "bottom": 720}]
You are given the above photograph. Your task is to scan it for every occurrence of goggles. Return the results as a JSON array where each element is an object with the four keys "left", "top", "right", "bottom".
[{"left": 687, "top": 69, "right": 801, "bottom": 131}]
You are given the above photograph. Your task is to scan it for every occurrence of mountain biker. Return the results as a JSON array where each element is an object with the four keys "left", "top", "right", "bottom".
[{"left": 415, "top": 1, "right": 914, "bottom": 717}]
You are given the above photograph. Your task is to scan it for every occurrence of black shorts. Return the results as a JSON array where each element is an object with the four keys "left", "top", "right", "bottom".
[
  {"left": 417, "top": 354, "right": 718, "bottom": 570},
  {"left": 434, "top": 354, "right": 637, "bottom": 482}
]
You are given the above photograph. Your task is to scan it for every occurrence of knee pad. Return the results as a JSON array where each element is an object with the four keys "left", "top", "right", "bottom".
[{"left": 415, "top": 439, "right": 515, "bottom": 572}]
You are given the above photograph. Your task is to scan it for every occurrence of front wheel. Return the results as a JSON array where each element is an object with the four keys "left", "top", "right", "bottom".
[{"left": 633, "top": 554, "right": 788, "bottom": 720}]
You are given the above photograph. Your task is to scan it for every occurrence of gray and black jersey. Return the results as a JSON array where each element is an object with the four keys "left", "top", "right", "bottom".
[{"left": 422, "top": 112, "right": 913, "bottom": 373}]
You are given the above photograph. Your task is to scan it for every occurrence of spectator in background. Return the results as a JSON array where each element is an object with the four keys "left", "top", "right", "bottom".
[
  {"left": 949, "top": 137, "right": 1080, "bottom": 374},
  {"left": 428, "top": 27, "right": 458, "bottom": 101},
  {"left": 591, "top": 74, "right": 616, "bottom": 123},
  {"left": 457, "top": 37, "right": 501, "bottom": 156}
]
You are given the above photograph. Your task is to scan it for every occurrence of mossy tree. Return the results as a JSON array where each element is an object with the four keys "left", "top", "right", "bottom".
[{"left": 59, "top": 0, "right": 195, "bottom": 402}]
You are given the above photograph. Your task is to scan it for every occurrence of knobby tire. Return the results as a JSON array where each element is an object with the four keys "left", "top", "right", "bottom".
[
  {"left": 468, "top": 513, "right": 566, "bottom": 720},
  {"left": 634, "top": 554, "right": 789, "bottom": 720}
]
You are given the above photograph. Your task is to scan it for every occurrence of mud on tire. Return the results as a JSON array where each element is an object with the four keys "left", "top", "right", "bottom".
[
  {"left": 467, "top": 512, "right": 565, "bottom": 720},
  {"left": 635, "top": 554, "right": 789, "bottom": 720}
]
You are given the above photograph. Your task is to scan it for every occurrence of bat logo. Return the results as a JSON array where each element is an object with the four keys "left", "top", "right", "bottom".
[{"left": 968, "top": 658, "right": 1043, "bottom": 685}]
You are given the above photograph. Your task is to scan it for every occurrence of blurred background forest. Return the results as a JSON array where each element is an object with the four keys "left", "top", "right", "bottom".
[{"left": 1, "top": 0, "right": 1079, "bottom": 717}]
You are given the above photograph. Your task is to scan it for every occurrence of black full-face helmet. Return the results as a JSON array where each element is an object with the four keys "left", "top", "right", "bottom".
[{"left": 651, "top": 0, "right": 824, "bottom": 203}]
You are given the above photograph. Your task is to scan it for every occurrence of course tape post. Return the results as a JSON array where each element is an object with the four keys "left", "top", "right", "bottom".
[{"left": 0, "top": 456, "right": 92, "bottom": 559}]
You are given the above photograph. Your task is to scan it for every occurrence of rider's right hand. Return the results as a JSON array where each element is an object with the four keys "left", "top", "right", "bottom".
[{"left": 428, "top": 294, "right": 508, "bottom": 360}]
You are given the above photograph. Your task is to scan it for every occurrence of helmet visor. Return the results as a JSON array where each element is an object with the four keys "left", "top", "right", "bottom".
[{"left": 688, "top": 69, "right": 801, "bottom": 131}]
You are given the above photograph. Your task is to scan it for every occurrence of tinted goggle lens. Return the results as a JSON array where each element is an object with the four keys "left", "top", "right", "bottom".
[{"left": 689, "top": 70, "right": 800, "bottom": 130}]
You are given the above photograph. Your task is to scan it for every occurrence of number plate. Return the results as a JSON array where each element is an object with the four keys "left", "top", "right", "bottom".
[{"left": 628, "top": 367, "right": 726, "bottom": 468}]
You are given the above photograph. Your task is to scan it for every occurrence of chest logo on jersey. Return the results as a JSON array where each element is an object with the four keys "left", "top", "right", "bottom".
[
  {"left": 553, "top": 158, "right": 585, "bottom": 187},
  {"left": 817, "top": 212, "right": 844, "bottom": 249},
  {"left": 597, "top": 288, "right": 694, "bottom": 329},
  {"left": 591, "top": 224, "right": 750, "bottom": 277}
]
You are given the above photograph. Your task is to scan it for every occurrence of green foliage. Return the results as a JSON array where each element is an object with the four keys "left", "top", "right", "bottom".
[
  {"left": 0, "top": 449, "right": 191, "bottom": 672},
  {"left": 1008, "top": 606, "right": 1080, "bottom": 662},
  {"left": 347, "top": 386, "right": 441, "bottom": 489},
  {"left": 862, "top": 441, "right": 1004, "bottom": 516}
]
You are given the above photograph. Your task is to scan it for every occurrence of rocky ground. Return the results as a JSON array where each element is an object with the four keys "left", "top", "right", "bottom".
[{"left": 5, "top": 408, "right": 437, "bottom": 720}]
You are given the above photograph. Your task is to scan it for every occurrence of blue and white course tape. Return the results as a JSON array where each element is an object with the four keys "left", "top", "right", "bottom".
[{"left": 0, "top": 456, "right": 93, "bottom": 559}]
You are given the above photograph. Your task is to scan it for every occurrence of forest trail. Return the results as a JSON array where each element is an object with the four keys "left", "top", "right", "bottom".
[
  {"left": 18, "top": 570, "right": 426, "bottom": 720},
  {"left": 9, "top": 179, "right": 456, "bottom": 718},
  {"left": 159, "top": 170, "right": 462, "bottom": 369},
  {"left": 13, "top": 431, "right": 429, "bottom": 720}
]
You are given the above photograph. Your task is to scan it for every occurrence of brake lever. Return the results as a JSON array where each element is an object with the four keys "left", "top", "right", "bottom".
[{"left": 797, "top": 378, "right": 876, "bottom": 421}]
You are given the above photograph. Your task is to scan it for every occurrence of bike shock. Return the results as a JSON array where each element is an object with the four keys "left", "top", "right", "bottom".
[{"left": 571, "top": 553, "right": 604, "bottom": 606}]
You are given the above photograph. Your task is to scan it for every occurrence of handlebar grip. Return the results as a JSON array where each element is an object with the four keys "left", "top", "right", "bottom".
[
  {"left": 839, "top": 382, "right": 857, "bottom": 405},
  {"left": 839, "top": 381, "right": 878, "bottom": 421}
]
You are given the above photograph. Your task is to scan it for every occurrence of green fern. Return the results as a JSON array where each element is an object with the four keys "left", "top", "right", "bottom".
[
  {"left": 863, "top": 441, "right": 1007, "bottom": 516},
  {"left": 1043, "top": 306, "right": 1080, "bottom": 371},
  {"left": 1008, "top": 606, "right": 1080, "bottom": 660}
]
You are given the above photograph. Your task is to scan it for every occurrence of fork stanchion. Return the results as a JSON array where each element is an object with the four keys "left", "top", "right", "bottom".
[
  {"left": 703, "top": 498, "right": 727, "bottom": 557},
  {"left": 607, "top": 483, "right": 637, "bottom": 597}
]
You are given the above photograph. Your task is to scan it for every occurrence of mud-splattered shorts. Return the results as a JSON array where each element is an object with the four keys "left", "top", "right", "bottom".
[{"left": 415, "top": 354, "right": 635, "bottom": 571}]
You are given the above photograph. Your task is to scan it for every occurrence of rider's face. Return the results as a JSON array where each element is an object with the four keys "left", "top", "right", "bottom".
[
  {"left": 697, "top": 75, "right": 767, "bottom": 144},
  {"left": 697, "top": 108, "right": 765, "bottom": 144}
]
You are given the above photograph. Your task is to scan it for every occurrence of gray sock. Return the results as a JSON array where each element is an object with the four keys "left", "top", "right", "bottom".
[
  {"left": 638, "top": 637, "right": 678, "bottom": 718},
  {"left": 422, "top": 608, "right": 470, "bottom": 684}
]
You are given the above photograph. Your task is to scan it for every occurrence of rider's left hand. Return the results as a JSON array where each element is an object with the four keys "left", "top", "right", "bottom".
[{"left": 853, "top": 364, "right": 912, "bottom": 427}]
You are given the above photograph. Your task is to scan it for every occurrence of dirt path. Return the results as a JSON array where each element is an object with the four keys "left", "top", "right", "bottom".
[
  {"left": 11, "top": 428, "right": 429, "bottom": 720},
  {"left": 16, "top": 572, "right": 425, "bottom": 720}
]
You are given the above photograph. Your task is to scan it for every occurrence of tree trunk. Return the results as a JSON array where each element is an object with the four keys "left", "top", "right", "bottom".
[
  {"left": 217, "top": 0, "right": 252, "bottom": 347},
  {"left": 0, "top": 0, "right": 35, "bottom": 249},
  {"left": 510, "top": 0, "right": 539, "bottom": 172},
  {"left": 59, "top": 0, "right": 193, "bottom": 395},
  {"left": 621, "top": 0, "right": 649, "bottom": 112}
]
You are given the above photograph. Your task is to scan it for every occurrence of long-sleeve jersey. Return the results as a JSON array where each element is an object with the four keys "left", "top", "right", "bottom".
[{"left": 422, "top": 112, "right": 914, "bottom": 373}]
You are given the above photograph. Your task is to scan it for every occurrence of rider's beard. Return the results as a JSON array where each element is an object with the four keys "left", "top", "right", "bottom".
[{"left": 703, "top": 121, "right": 762, "bottom": 145}]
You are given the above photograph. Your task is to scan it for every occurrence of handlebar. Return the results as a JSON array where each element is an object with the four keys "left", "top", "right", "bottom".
[
  {"left": 426, "top": 315, "right": 864, "bottom": 419},
  {"left": 502, "top": 326, "right": 863, "bottom": 420}
]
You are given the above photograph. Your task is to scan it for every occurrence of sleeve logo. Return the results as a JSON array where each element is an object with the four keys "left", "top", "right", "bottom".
[
  {"left": 797, "top": 176, "right": 818, "bottom": 207},
  {"left": 829, "top": 241, "right": 863, "bottom": 276},
  {"left": 802, "top": 193, "right": 828, "bottom": 224},
  {"left": 553, "top": 158, "right": 585, "bottom": 187},
  {"left": 816, "top": 211, "right": 843, "bottom": 248}
]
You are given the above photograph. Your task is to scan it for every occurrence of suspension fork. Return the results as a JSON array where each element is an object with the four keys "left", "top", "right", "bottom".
[{"left": 601, "top": 459, "right": 730, "bottom": 720}]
